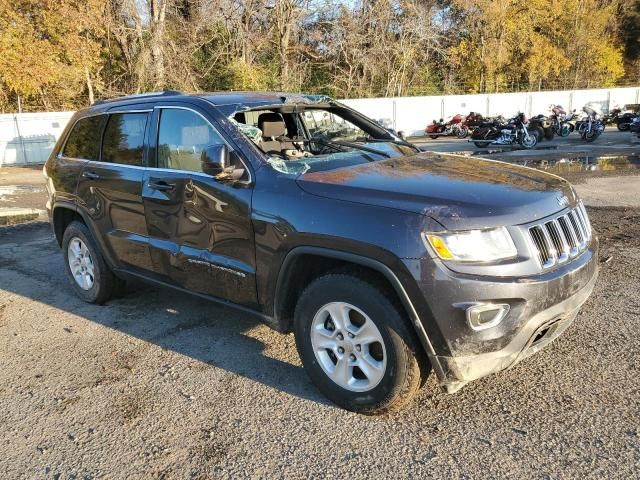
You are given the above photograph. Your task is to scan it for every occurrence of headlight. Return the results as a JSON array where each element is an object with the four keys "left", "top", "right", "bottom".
[{"left": 426, "top": 227, "right": 517, "bottom": 262}]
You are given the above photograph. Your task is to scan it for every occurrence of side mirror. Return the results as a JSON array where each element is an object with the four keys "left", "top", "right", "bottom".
[{"left": 200, "top": 144, "right": 228, "bottom": 176}]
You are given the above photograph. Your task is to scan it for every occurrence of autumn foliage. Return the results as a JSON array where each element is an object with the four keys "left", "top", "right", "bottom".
[{"left": 0, "top": 0, "right": 637, "bottom": 112}]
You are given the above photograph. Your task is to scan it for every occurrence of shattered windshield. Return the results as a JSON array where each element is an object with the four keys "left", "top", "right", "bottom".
[{"left": 230, "top": 105, "right": 416, "bottom": 175}]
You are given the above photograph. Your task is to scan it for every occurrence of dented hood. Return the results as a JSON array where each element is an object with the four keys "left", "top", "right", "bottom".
[{"left": 296, "top": 153, "right": 578, "bottom": 230}]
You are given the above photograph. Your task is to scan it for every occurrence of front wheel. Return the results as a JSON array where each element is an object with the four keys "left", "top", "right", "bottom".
[
  {"left": 520, "top": 132, "right": 538, "bottom": 149},
  {"left": 456, "top": 126, "right": 470, "bottom": 138},
  {"left": 584, "top": 129, "right": 600, "bottom": 142},
  {"left": 617, "top": 121, "right": 629, "bottom": 131},
  {"left": 473, "top": 141, "right": 491, "bottom": 148},
  {"left": 294, "top": 274, "right": 428, "bottom": 414}
]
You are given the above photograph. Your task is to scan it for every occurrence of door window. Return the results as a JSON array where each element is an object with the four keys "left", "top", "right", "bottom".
[
  {"left": 157, "top": 109, "right": 225, "bottom": 173},
  {"left": 62, "top": 115, "right": 106, "bottom": 160},
  {"left": 101, "top": 113, "right": 148, "bottom": 166},
  {"left": 302, "top": 110, "right": 367, "bottom": 141}
]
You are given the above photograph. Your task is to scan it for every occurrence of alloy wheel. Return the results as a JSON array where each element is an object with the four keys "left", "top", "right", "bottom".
[
  {"left": 310, "top": 302, "right": 387, "bottom": 392},
  {"left": 67, "top": 237, "right": 95, "bottom": 290}
]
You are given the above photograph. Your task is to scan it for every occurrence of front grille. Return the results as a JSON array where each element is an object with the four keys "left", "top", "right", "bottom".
[{"left": 528, "top": 203, "right": 592, "bottom": 269}]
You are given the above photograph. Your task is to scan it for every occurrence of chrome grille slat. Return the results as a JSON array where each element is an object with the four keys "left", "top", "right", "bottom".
[
  {"left": 558, "top": 215, "right": 578, "bottom": 255},
  {"left": 546, "top": 220, "right": 569, "bottom": 263},
  {"left": 528, "top": 205, "right": 592, "bottom": 270},
  {"left": 568, "top": 211, "right": 585, "bottom": 247},
  {"left": 575, "top": 204, "right": 591, "bottom": 240},
  {"left": 580, "top": 203, "right": 592, "bottom": 238}
]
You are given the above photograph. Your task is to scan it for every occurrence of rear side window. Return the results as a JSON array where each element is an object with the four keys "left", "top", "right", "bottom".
[
  {"left": 101, "top": 113, "right": 148, "bottom": 166},
  {"left": 62, "top": 115, "right": 106, "bottom": 160},
  {"left": 157, "top": 109, "right": 225, "bottom": 172}
]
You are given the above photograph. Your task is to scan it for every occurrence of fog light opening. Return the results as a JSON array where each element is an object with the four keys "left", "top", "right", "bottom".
[{"left": 466, "top": 303, "right": 510, "bottom": 331}]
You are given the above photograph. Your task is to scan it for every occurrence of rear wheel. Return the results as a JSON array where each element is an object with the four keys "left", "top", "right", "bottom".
[
  {"left": 617, "top": 121, "right": 629, "bottom": 131},
  {"left": 473, "top": 141, "right": 491, "bottom": 148},
  {"left": 293, "top": 274, "right": 427, "bottom": 414},
  {"left": 543, "top": 127, "right": 555, "bottom": 141},
  {"left": 558, "top": 123, "right": 571, "bottom": 137},
  {"left": 430, "top": 135, "right": 439, "bottom": 140},
  {"left": 62, "top": 221, "right": 123, "bottom": 304}
]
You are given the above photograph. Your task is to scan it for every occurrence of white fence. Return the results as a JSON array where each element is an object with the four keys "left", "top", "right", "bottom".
[
  {"left": 342, "top": 86, "right": 640, "bottom": 135},
  {"left": 1, "top": 86, "right": 639, "bottom": 166},
  {"left": 0, "top": 111, "right": 74, "bottom": 166}
]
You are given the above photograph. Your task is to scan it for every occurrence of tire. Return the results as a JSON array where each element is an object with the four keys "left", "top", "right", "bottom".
[
  {"left": 617, "top": 121, "right": 629, "bottom": 131},
  {"left": 293, "top": 274, "right": 428, "bottom": 414},
  {"left": 473, "top": 141, "right": 490, "bottom": 148},
  {"left": 519, "top": 132, "right": 538, "bottom": 149},
  {"left": 533, "top": 127, "right": 544, "bottom": 141},
  {"left": 62, "top": 221, "right": 123, "bottom": 304},
  {"left": 543, "top": 127, "right": 555, "bottom": 141},
  {"left": 558, "top": 124, "right": 571, "bottom": 137},
  {"left": 456, "top": 126, "right": 469, "bottom": 139},
  {"left": 430, "top": 135, "right": 439, "bottom": 140},
  {"left": 584, "top": 129, "right": 600, "bottom": 142}
]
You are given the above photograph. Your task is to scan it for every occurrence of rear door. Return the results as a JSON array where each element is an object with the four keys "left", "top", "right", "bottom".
[
  {"left": 76, "top": 110, "right": 154, "bottom": 272},
  {"left": 142, "top": 105, "right": 257, "bottom": 306}
]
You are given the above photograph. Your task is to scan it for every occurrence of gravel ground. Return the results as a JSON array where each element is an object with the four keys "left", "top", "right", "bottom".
[{"left": 1, "top": 191, "right": 639, "bottom": 478}]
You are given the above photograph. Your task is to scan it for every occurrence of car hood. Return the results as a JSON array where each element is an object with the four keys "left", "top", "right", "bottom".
[{"left": 296, "top": 152, "right": 577, "bottom": 230}]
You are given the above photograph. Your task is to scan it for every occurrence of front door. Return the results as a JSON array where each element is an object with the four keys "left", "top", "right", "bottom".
[{"left": 142, "top": 105, "right": 257, "bottom": 307}]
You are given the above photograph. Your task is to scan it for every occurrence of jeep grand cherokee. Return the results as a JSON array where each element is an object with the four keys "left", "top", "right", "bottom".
[{"left": 44, "top": 91, "right": 598, "bottom": 413}]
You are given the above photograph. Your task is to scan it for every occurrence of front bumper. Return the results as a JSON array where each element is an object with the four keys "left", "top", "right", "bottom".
[{"left": 404, "top": 238, "right": 599, "bottom": 393}]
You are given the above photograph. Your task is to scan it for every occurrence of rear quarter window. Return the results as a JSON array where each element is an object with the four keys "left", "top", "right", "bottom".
[{"left": 62, "top": 115, "right": 107, "bottom": 160}]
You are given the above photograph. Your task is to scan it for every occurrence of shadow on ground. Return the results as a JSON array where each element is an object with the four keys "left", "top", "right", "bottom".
[{"left": 0, "top": 225, "right": 329, "bottom": 407}]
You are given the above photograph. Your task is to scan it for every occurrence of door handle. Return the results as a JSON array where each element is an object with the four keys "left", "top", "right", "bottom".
[
  {"left": 82, "top": 171, "right": 100, "bottom": 180},
  {"left": 148, "top": 181, "right": 175, "bottom": 191}
]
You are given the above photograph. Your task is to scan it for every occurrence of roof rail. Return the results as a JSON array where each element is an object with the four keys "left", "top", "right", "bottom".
[{"left": 93, "top": 90, "right": 184, "bottom": 106}]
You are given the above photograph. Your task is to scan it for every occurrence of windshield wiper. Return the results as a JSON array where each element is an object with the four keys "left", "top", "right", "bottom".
[
  {"left": 311, "top": 139, "right": 391, "bottom": 158},
  {"left": 354, "top": 137, "right": 420, "bottom": 151}
]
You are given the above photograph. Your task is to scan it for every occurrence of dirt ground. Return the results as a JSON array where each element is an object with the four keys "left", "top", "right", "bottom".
[{"left": 0, "top": 162, "right": 639, "bottom": 478}]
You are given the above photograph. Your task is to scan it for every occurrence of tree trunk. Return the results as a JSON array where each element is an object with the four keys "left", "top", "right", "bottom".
[
  {"left": 150, "top": 0, "right": 167, "bottom": 89},
  {"left": 85, "top": 66, "right": 95, "bottom": 105}
]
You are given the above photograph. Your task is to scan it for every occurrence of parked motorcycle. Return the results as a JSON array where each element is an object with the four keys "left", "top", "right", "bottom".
[
  {"left": 463, "top": 112, "right": 485, "bottom": 131},
  {"left": 425, "top": 114, "right": 469, "bottom": 139},
  {"left": 576, "top": 104, "right": 605, "bottom": 142},
  {"left": 470, "top": 112, "right": 538, "bottom": 149},
  {"left": 529, "top": 114, "right": 555, "bottom": 141},
  {"left": 548, "top": 105, "right": 572, "bottom": 137},
  {"left": 562, "top": 109, "right": 580, "bottom": 135},
  {"left": 612, "top": 104, "right": 640, "bottom": 131},
  {"left": 602, "top": 106, "right": 622, "bottom": 126}
]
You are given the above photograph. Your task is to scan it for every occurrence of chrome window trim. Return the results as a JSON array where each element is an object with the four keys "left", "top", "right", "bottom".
[
  {"left": 152, "top": 105, "right": 252, "bottom": 183},
  {"left": 74, "top": 159, "right": 146, "bottom": 170},
  {"left": 106, "top": 109, "right": 153, "bottom": 114}
]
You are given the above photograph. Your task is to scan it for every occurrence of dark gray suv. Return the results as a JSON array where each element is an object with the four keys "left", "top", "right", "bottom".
[{"left": 44, "top": 91, "right": 598, "bottom": 413}]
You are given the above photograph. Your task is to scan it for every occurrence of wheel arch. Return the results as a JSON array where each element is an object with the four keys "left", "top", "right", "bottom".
[
  {"left": 51, "top": 202, "right": 119, "bottom": 270},
  {"left": 272, "top": 246, "right": 445, "bottom": 379}
]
